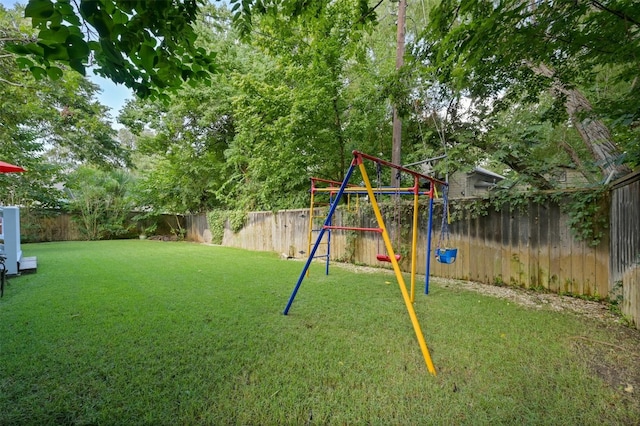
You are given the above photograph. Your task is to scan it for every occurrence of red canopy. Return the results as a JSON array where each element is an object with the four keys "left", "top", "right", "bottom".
[{"left": 0, "top": 161, "right": 26, "bottom": 173}]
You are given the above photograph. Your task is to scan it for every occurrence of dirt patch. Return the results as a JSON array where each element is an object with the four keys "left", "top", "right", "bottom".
[
  {"left": 332, "top": 262, "right": 622, "bottom": 324},
  {"left": 436, "top": 277, "right": 623, "bottom": 324},
  {"left": 147, "top": 235, "right": 179, "bottom": 241},
  {"left": 570, "top": 325, "right": 640, "bottom": 415}
]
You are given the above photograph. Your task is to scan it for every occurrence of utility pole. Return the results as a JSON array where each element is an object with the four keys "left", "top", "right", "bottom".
[{"left": 391, "top": 0, "right": 406, "bottom": 188}]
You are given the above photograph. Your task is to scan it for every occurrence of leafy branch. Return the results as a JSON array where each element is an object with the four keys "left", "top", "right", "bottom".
[{"left": 8, "top": 0, "right": 217, "bottom": 98}]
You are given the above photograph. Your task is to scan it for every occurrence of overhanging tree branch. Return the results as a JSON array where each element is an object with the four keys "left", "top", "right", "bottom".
[{"left": 589, "top": 0, "right": 640, "bottom": 28}]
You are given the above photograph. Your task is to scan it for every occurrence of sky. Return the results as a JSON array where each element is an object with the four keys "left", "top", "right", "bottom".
[
  {"left": 1, "top": 0, "right": 134, "bottom": 122},
  {"left": 88, "top": 70, "right": 133, "bottom": 125}
]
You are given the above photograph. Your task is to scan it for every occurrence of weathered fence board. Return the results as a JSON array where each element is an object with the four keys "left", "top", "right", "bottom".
[
  {"left": 185, "top": 213, "right": 210, "bottom": 243},
  {"left": 610, "top": 171, "right": 640, "bottom": 327},
  {"left": 20, "top": 210, "right": 83, "bottom": 242}
]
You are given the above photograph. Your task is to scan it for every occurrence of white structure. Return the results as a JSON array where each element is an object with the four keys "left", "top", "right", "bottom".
[
  {"left": 0, "top": 206, "right": 22, "bottom": 275},
  {"left": 447, "top": 167, "right": 506, "bottom": 198}
]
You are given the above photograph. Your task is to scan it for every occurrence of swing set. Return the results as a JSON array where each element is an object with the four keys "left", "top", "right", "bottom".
[{"left": 283, "top": 151, "right": 457, "bottom": 376}]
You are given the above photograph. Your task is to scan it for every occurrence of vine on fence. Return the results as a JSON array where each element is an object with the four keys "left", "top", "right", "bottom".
[
  {"left": 206, "top": 210, "right": 247, "bottom": 244},
  {"left": 454, "top": 187, "right": 609, "bottom": 246},
  {"left": 206, "top": 211, "right": 225, "bottom": 244},
  {"left": 562, "top": 188, "right": 609, "bottom": 246},
  {"left": 339, "top": 207, "right": 358, "bottom": 263}
]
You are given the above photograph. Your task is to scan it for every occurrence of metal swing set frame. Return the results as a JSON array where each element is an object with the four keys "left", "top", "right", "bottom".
[{"left": 282, "top": 151, "right": 450, "bottom": 376}]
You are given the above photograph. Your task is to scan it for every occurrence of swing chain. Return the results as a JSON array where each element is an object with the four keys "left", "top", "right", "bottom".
[{"left": 437, "top": 185, "right": 450, "bottom": 251}]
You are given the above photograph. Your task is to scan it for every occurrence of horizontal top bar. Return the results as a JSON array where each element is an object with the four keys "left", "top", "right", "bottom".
[
  {"left": 353, "top": 151, "right": 448, "bottom": 186},
  {"left": 313, "top": 187, "right": 431, "bottom": 195},
  {"left": 323, "top": 225, "right": 383, "bottom": 233}
]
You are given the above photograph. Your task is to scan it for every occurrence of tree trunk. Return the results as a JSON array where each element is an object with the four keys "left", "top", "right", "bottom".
[
  {"left": 564, "top": 88, "right": 630, "bottom": 181},
  {"left": 557, "top": 138, "right": 598, "bottom": 184},
  {"left": 391, "top": 0, "right": 407, "bottom": 187},
  {"left": 332, "top": 98, "right": 346, "bottom": 180},
  {"left": 531, "top": 63, "right": 631, "bottom": 181}
]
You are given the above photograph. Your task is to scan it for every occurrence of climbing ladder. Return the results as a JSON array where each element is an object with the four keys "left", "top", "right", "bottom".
[
  {"left": 306, "top": 179, "right": 334, "bottom": 275},
  {"left": 306, "top": 178, "right": 359, "bottom": 276}
]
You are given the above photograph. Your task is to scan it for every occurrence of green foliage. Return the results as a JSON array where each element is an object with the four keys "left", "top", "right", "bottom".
[
  {"left": 227, "top": 210, "right": 246, "bottom": 233},
  {"left": 226, "top": 66, "right": 314, "bottom": 210},
  {"left": 65, "top": 166, "right": 135, "bottom": 240},
  {"left": 561, "top": 187, "right": 609, "bottom": 247},
  {"left": 9, "top": 0, "right": 217, "bottom": 99},
  {"left": 1, "top": 6, "right": 129, "bottom": 207},
  {"left": 122, "top": 90, "right": 232, "bottom": 214},
  {"left": 206, "top": 209, "right": 246, "bottom": 244},
  {"left": 119, "top": 75, "right": 233, "bottom": 213},
  {"left": 229, "top": 0, "right": 377, "bottom": 38},
  {"left": 118, "top": 0, "right": 396, "bottom": 214},
  {"left": 607, "top": 281, "right": 632, "bottom": 325},
  {"left": 119, "top": 7, "right": 238, "bottom": 214},
  {"left": 206, "top": 210, "right": 226, "bottom": 244},
  {"left": 223, "top": 0, "right": 391, "bottom": 211},
  {"left": 422, "top": 0, "right": 640, "bottom": 118},
  {"left": 41, "top": 72, "right": 130, "bottom": 168},
  {"left": 418, "top": 0, "right": 640, "bottom": 175},
  {"left": 474, "top": 95, "right": 599, "bottom": 188},
  {"left": 339, "top": 207, "right": 358, "bottom": 263}
]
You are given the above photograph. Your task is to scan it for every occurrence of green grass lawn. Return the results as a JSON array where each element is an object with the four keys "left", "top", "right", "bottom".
[{"left": 0, "top": 240, "right": 638, "bottom": 425}]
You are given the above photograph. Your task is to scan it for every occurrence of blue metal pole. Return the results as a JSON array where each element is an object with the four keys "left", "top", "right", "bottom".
[
  {"left": 283, "top": 162, "right": 357, "bottom": 315},
  {"left": 425, "top": 194, "right": 434, "bottom": 294}
]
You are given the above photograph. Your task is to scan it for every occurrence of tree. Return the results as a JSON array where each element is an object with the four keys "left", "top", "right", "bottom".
[
  {"left": 419, "top": 0, "right": 638, "bottom": 181},
  {"left": 66, "top": 165, "right": 134, "bottom": 240},
  {"left": 119, "top": 5, "right": 238, "bottom": 214},
  {"left": 1, "top": 5, "right": 129, "bottom": 207},
  {"left": 120, "top": 83, "right": 234, "bottom": 214},
  {"left": 228, "top": 0, "right": 376, "bottom": 38},
  {"left": 7, "top": 0, "right": 217, "bottom": 98},
  {"left": 224, "top": 0, "right": 397, "bottom": 210},
  {"left": 115, "top": 0, "right": 403, "bottom": 213}
]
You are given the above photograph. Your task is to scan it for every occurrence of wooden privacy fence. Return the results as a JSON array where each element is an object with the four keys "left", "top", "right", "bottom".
[
  {"left": 20, "top": 211, "right": 184, "bottom": 242},
  {"left": 187, "top": 202, "right": 608, "bottom": 295},
  {"left": 20, "top": 210, "right": 83, "bottom": 242},
  {"left": 186, "top": 178, "right": 639, "bottom": 329}
]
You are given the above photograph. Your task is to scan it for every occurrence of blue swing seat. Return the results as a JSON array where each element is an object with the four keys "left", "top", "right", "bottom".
[{"left": 436, "top": 248, "right": 457, "bottom": 264}]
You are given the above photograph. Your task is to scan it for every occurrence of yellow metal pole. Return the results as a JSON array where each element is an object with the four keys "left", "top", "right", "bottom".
[
  {"left": 358, "top": 161, "right": 437, "bottom": 376},
  {"left": 410, "top": 177, "right": 419, "bottom": 303}
]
